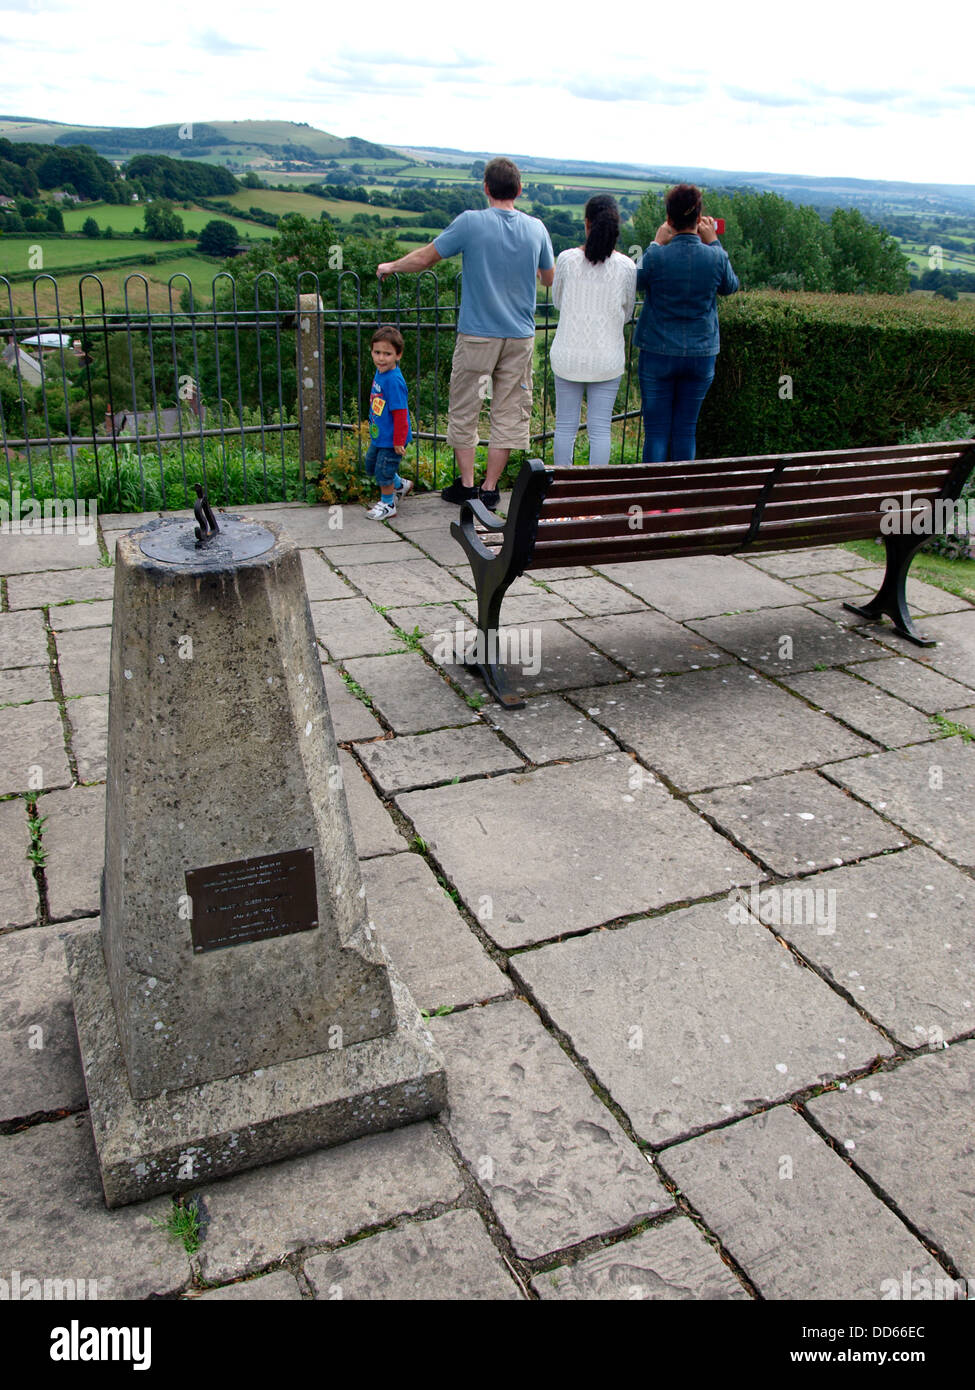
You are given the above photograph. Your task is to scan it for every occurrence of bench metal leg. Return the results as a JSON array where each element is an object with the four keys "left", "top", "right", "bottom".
[
  {"left": 842, "top": 534, "right": 936, "bottom": 647},
  {"left": 469, "top": 578, "right": 526, "bottom": 710}
]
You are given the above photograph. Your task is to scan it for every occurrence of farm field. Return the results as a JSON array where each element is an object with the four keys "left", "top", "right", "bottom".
[
  {"left": 58, "top": 203, "right": 275, "bottom": 240},
  {"left": 2, "top": 256, "right": 224, "bottom": 315},
  {"left": 898, "top": 240, "right": 975, "bottom": 274},
  {"left": 0, "top": 236, "right": 208, "bottom": 275}
]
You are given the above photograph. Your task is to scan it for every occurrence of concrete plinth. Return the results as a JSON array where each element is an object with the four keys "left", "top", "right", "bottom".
[{"left": 68, "top": 515, "right": 445, "bottom": 1206}]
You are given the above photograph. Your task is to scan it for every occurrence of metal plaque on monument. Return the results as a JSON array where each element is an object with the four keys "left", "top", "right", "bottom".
[{"left": 66, "top": 497, "right": 446, "bottom": 1207}]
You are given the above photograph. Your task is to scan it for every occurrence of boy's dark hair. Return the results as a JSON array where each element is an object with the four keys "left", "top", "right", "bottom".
[
  {"left": 583, "top": 194, "right": 620, "bottom": 264},
  {"left": 666, "top": 183, "right": 702, "bottom": 232},
  {"left": 371, "top": 324, "right": 404, "bottom": 353},
  {"left": 483, "top": 157, "right": 521, "bottom": 201}
]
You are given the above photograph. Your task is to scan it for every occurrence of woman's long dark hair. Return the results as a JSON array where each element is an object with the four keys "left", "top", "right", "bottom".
[{"left": 583, "top": 194, "right": 620, "bottom": 264}]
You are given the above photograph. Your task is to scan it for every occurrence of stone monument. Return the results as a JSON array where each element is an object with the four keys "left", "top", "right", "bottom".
[{"left": 66, "top": 506, "right": 446, "bottom": 1207}]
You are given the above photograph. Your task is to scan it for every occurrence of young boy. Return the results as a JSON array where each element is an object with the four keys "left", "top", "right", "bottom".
[{"left": 364, "top": 325, "right": 413, "bottom": 520}]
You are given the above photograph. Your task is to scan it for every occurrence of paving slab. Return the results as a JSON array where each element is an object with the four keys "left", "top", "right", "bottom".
[
  {"left": 425, "top": 620, "right": 627, "bottom": 700},
  {"left": 593, "top": 555, "right": 801, "bottom": 619},
  {"left": 399, "top": 755, "right": 753, "bottom": 948},
  {"left": 48, "top": 600, "right": 113, "bottom": 631},
  {"left": 192, "top": 1270, "right": 303, "bottom": 1300},
  {"left": 910, "top": 610, "right": 975, "bottom": 690},
  {"left": 847, "top": 655, "right": 975, "bottom": 714},
  {"left": 660, "top": 1106, "right": 939, "bottom": 1300},
  {"left": 544, "top": 575, "right": 648, "bottom": 616},
  {"left": 0, "top": 1112, "right": 190, "bottom": 1299},
  {"left": 512, "top": 902, "right": 888, "bottom": 1146},
  {"left": 357, "top": 726, "right": 522, "bottom": 795},
  {"left": 0, "top": 797, "right": 37, "bottom": 928},
  {"left": 407, "top": 527, "right": 474, "bottom": 567},
  {"left": 568, "top": 611, "right": 731, "bottom": 677},
  {"left": 0, "top": 701, "right": 71, "bottom": 795},
  {"left": 65, "top": 694, "right": 108, "bottom": 782},
  {"left": 688, "top": 605, "right": 884, "bottom": 674},
  {"left": 0, "top": 665, "right": 52, "bottom": 705},
  {"left": 0, "top": 532, "right": 104, "bottom": 573},
  {"left": 338, "top": 748, "right": 406, "bottom": 858},
  {"left": 387, "top": 500, "right": 459, "bottom": 534},
  {"left": 809, "top": 1044, "right": 975, "bottom": 1276},
  {"left": 783, "top": 669, "right": 936, "bottom": 747},
  {"left": 325, "top": 539, "right": 428, "bottom": 566},
  {"left": 41, "top": 784, "right": 106, "bottom": 921},
  {"left": 304, "top": 1209, "right": 522, "bottom": 1300},
  {"left": 361, "top": 852, "right": 508, "bottom": 1012},
  {"left": 309, "top": 597, "right": 400, "bottom": 660},
  {"left": 337, "top": 559, "right": 471, "bottom": 608},
  {"left": 266, "top": 504, "right": 375, "bottom": 548},
  {"left": 459, "top": 590, "right": 582, "bottom": 624},
  {"left": 384, "top": 603, "right": 469, "bottom": 638},
  {"left": 55, "top": 626, "right": 111, "bottom": 696},
  {"left": 573, "top": 667, "right": 870, "bottom": 792},
  {"left": 535, "top": 1216, "right": 748, "bottom": 1300},
  {"left": 823, "top": 737, "right": 975, "bottom": 868},
  {"left": 321, "top": 664, "right": 384, "bottom": 742},
  {"left": 488, "top": 694, "right": 619, "bottom": 764},
  {"left": 299, "top": 549, "right": 352, "bottom": 600},
  {"left": 343, "top": 652, "right": 478, "bottom": 734},
  {"left": 746, "top": 545, "right": 879, "bottom": 577},
  {"left": 692, "top": 771, "right": 908, "bottom": 875},
  {"left": 431, "top": 1000, "right": 670, "bottom": 1260},
  {"left": 943, "top": 705, "right": 975, "bottom": 730},
  {"left": 752, "top": 848, "right": 975, "bottom": 1047},
  {"left": 0, "top": 921, "right": 88, "bottom": 1118},
  {"left": 898, "top": 576, "right": 973, "bottom": 615},
  {"left": 6, "top": 566, "right": 115, "bottom": 609},
  {"left": 97, "top": 511, "right": 161, "bottom": 531},
  {"left": 195, "top": 1123, "right": 464, "bottom": 1284},
  {"left": 0, "top": 610, "right": 49, "bottom": 668},
  {"left": 788, "top": 571, "right": 874, "bottom": 600}
]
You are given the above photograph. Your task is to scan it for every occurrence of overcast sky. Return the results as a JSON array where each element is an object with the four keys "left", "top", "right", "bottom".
[{"left": 2, "top": 0, "right": 971, "bottom": 186}]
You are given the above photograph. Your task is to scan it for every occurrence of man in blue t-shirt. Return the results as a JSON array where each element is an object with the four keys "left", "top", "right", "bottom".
[{"left": 378, "top": 157, "right": 554, "bottom": 508}]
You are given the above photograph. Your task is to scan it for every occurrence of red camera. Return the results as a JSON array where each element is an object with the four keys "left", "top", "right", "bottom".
[{"left": 714, "top": 218, "right": 726, "bottom": 235}]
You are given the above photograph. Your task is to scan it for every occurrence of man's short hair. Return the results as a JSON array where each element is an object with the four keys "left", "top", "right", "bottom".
[
  {"left": 372, "top": 324, "right": 404, "bottom": 352},
  {"left": 484, "top": 157, "right": 521, "bottom": 201}
]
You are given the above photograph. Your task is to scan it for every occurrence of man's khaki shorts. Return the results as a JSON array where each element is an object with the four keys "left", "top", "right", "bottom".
[{"left": 446, "top": 334, "right": 535, "bottom": 451}]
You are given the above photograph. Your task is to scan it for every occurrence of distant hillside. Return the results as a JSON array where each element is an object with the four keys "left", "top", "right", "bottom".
[{"left": 0, "top": 118, "right": 398, "bottom": 169}]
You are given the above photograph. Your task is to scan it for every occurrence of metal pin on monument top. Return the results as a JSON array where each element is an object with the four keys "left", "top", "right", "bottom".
[{"left": 193, "top": 483, "right": 219, "bottom": 544}]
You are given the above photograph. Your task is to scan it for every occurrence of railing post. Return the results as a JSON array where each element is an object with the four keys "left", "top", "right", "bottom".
[{"left": 297, "top": 292, "right": 325, "bottom": 478}]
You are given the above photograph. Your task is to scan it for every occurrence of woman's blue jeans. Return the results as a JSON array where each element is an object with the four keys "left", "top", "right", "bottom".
[{"left": 638, "top": 350, "right": 716, "bottom": 463}]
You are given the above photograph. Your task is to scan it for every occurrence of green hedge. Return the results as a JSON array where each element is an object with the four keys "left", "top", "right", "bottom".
[{"left": 699, "top": 291, "right": 975, "bottom": 457}]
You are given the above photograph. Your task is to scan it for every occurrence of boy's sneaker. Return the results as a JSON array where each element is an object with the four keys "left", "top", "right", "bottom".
[
  {"left": 366, "top": 499, "right": 397, "bottom": 521},
  {"left": 440, "top": 478, "right": 480, "bottom": 504},
  {"left": 395, "top": 479, "right": 413, "bottom": 501},
  {"left": 479, "top": 487, "right": 501, "bottom": 511}
]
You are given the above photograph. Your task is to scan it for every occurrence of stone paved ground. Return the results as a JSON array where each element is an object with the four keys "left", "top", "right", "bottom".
[{"left": 1, "top": 496, "right": 973, "bottom": 1303}]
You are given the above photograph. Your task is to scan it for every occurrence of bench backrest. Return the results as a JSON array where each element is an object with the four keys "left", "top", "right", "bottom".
[{"left": 525, "top": 441, "right": 975, "bottom": 570}]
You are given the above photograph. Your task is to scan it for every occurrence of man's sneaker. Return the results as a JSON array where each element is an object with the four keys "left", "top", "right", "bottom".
[
  {"left": 440, "top": 478, "right": 480, "bottom": 504},
  {"left": 479, "top": 487, "right": 500, "bottom": 511},
  {"left": 395, "top": 479, "right": 413, "bottom": 501},
  {"left": 366, "top": 499, "right": 397, "bottom": 521}
]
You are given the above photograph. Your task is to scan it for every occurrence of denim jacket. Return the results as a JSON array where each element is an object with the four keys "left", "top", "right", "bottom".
[{"left": 634, "top": 235, "right": 739, "bottom": 356}]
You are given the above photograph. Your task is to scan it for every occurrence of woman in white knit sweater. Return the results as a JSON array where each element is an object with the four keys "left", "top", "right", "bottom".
[{"left": 549, "top": 195, "right": 637, "bottom": 467}]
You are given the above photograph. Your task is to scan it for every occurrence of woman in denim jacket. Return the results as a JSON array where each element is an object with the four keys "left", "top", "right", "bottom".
[{"left": 635, "top": 184, "right": 739, "bottom": 462}]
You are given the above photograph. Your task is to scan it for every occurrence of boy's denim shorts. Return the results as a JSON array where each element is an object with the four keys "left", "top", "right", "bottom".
[{"left": 364, "top": 442, "right": 401, "bottom": 487}]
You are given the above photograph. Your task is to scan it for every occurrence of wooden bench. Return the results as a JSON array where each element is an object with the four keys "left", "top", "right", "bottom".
[{"left": 450, "top": 440, "right": 975, "bottom": 707}]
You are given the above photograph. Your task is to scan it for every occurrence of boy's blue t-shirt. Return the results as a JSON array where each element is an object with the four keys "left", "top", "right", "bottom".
[
  {"left": 434, "top": 208, "right": 554, "bottom": 339},
  {"left": 369, "top": 365, "right": 412, "bottom": 447}
]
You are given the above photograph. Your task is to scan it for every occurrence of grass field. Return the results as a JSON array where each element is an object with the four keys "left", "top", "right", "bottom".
[
  {"left": 0, "top": 237, "right": 209, "bottom": 275},
  {"left": 898, "top": 241, "right": 975, "bottom": 275},
  {"left": 58, "top": 203, "right": 276, "bottom": 240}
]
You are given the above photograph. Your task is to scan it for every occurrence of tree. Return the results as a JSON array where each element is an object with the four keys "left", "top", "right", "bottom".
[
  {"left": 242, "top": 171, "right": 263, "bottom": 189},
  {"left": 197, "top": 220, "right": 240, "bottom": 258},
  {"left": 143, "top": 199, "right": 185, "bottom": 240},
  {"left": 82, "top": 216, "right": 100, "bottom": 238}
]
